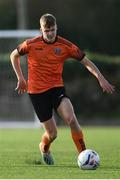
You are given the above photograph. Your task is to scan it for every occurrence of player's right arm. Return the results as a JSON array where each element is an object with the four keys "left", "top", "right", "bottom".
[{"left": 10, "top": 49, "right": 27, "bottom": 94}]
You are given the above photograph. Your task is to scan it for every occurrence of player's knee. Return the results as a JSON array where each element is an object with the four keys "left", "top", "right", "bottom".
[
  {"left": 49, "top": 131, "right": 57, "bottom": 142},
  {"left": 66, "top": 115, "right": 76, "bottom": 126}
]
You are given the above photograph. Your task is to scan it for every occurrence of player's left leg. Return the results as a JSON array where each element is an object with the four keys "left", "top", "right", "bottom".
[{"left": 57, "top": 97, "right": 86, "bottom": 153}]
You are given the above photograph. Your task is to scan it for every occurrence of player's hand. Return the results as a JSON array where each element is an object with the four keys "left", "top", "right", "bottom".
[
  {"left": 99, "top": 76, "right": 115, "bottom": 94},
  {"left": 15, "top": 78, "right": 27, "bottom": 94}
]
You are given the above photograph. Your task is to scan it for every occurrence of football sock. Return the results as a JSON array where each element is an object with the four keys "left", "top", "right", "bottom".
[
  {"left": 71, "top": 130, "right": 86, "bottom": 153},
  {"left": 40, "top": 133, "right": 51, "bottom": 153}
]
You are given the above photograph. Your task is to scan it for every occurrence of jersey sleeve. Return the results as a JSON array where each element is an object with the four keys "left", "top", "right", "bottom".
[
  {"left": 17, "top": 40, "right": 28, "bottom": 55},
  {"left": 69, "top": 44, "right": 85, "bottom": 61}
]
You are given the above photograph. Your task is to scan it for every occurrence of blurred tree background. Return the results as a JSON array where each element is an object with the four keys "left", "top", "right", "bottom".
[
  {"left": 0, "top": 0, "right": 120, "bottom": 54},
  {"left": 0, "top": 0, "right": 120, "bottom": 124}
]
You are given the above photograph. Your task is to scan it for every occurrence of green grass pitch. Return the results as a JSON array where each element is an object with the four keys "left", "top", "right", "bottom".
[{"left": 0, "top": 126, "right": 120, "bottom": 179}]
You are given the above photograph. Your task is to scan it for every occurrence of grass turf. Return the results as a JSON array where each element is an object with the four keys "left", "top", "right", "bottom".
[{"left": 0, "top": 126, "right": 120, "bottom": 179}]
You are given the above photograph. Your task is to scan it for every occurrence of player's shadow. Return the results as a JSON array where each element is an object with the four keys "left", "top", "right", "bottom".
[
  {"left": 100, "top": 165, "right": 120, "bottom": 170},
  {"left": 25, "top": 159, "right": 42, "bottom": 165},
  {"left": 26, "top": 159, "right": 120, "bottom": 170},
  {"left": 25, "top": 159, "right": 77, "bottom": 168}
]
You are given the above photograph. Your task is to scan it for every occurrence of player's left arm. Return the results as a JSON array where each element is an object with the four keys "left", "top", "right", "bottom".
[{"left": 80, "top": 56, "right": 115, "bottom": 94}]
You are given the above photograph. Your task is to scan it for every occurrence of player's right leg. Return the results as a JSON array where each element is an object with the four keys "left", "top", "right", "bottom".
[
  {"left": 39, "top": 117, "right": 57, "bottom": 165},
  {"left": 29, "top": 91, "right": 57, "bottom": 165}
]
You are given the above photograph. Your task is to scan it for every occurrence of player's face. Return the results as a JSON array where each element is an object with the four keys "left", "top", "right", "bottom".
[{"left": 40, "top": 24, "right": 57, "bottom": 43}]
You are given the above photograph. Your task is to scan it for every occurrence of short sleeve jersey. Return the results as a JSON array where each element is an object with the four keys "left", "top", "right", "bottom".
[{"left": 17, "top": 35, "right": 85, "bottom": 93}]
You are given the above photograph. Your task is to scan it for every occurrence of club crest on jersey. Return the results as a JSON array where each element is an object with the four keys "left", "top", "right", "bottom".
[{"left": 54, "top": 48, "right": 61, "bottom": 55}]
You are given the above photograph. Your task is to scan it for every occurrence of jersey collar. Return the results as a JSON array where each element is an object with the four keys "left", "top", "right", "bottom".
[{"left": 42, "top": 36, "right": 58, "bottom": 44}]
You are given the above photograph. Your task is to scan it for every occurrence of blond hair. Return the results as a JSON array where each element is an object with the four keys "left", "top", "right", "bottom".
[{"left": 40, "top": 14, "right": 56, "bottom": 28}]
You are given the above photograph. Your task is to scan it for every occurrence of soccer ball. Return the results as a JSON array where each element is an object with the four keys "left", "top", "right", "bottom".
[{"left": 77, "top": 149, "right": 100, "bottom": 170}]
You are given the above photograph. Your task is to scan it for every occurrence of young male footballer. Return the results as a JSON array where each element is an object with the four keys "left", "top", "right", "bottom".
[{"left": 10, "top": 14, "right": 115, "bottom": 165}]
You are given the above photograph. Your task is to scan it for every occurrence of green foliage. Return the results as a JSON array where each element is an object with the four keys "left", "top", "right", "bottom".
[
  {"left": 0, "top": 127, "right": 120, "bottom": 178},
  {"left": 86, "top": 51, "right": 120, "bottom": 64},
  {"left": 0, "top": 0, "right": 16, "bottom": 29},
  {"left": 0, "top": 0, "right": 120, "bottom": 54}
]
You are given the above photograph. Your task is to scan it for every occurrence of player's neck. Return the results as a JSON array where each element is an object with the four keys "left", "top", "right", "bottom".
[{"left": 42, "top": 36, "right": 57, "bottom": 44}]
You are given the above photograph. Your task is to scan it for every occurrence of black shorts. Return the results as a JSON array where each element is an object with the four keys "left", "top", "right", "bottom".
[{"left": 29, "top": 86, "right": 68, "bottom": 122}]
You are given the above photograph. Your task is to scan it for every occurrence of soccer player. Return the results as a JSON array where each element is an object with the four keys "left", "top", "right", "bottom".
[{"left": 10, "top": 14, "right": 115, "bottom": 165}]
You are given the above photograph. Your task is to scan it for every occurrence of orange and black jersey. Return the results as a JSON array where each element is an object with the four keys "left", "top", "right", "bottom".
[{"left": 17, "top": 35, "right": 85, "bottom": 93}]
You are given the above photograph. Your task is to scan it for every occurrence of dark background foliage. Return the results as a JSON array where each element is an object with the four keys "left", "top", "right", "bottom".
[{"left": 0, "top": 0, "right": 120, "bottom": 55}]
